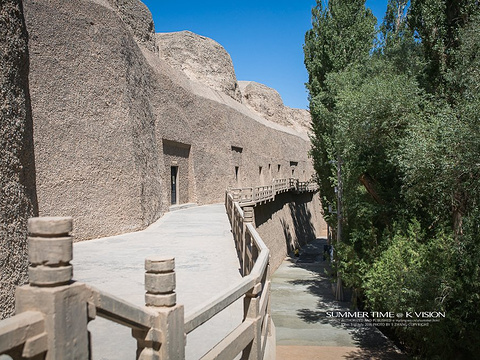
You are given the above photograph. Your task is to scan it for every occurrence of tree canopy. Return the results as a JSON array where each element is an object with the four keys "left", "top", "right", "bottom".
[{"left": 305, "top": 0, "right": 480, "bottom": 358}]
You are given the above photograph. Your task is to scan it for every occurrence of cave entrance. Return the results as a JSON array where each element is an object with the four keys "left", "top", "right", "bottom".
[{"left": 171, "top": 166, "right": 178, "bottom": 205}]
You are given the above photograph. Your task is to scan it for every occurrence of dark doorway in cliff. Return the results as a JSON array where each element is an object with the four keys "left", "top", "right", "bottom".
[
  {"left": 163, "top": 139, "right": 193, "bottom": 205},
  {"left": 171, "top": 166, "right": 178, "bottom": 205}
]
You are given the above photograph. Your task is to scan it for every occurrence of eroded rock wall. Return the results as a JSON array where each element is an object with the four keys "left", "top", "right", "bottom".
[
  {"left": 22, "top": 0, "right": 321, "bottom": 242},
  {"left": 239, "top": 81, "right": 311, "bottom": 135},
  {"left": 24, "top": 0, "right": 164, "bottom": 240},
  {"left": 157, "top": 31, "right": 242, "bottom": 102},
  {"left": 108, "top": 0, "right": 157, "bottom": 52},
  {"left": 0, "top": 0, "right": 37, "bottom": 319}
]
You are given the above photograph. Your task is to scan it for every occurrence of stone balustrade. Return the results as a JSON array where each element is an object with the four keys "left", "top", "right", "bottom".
[
  {"left": 0, "top": 178, "right": 297, "bottom": 359},
  {"left": 229, "top": 177, "right": 318, "bottom": 206}
]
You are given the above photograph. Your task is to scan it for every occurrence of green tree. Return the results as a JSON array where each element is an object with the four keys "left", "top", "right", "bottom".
[
  {"left": 304, "top": 0, "right": 376, "bottom": 222},
  {"left": 305, "top": 0, "right": 480, "bottom": 358},
  {"left": 408, "top": 0, "right": 479, "bottom": 96}
]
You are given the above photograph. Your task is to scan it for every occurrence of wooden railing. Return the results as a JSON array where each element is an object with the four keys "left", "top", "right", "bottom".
[{"left": 223, "top": 192, "right": 272, "bottom": 359}]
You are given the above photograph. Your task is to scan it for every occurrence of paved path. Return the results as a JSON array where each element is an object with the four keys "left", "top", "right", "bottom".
[
  {"left": 271, "top": 238, "right": 408, "bottom": 360},
  {"left": 72, "top": 204, "right": 243, "bottom": 360},
  {"left": 72, "top": 203, "right": 407, "bottom": 360}
]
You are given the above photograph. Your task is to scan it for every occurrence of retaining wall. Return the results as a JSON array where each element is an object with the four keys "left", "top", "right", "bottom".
[{"left": 254, "top": 192, "right": 327, "bottom": 272}]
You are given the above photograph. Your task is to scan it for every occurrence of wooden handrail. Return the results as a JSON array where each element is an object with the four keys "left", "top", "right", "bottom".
[
  {"left": 222, "top": 189, "right": 273, "bottom": 359},
  {"left": 233, "top": 177, "right": 317, "bottom": 205},
  {"left": 200, "top": 319, "right": 255, "bottom": 360},
  {"left": 247, "top": 226, "right": 270, "bottom": 284}
]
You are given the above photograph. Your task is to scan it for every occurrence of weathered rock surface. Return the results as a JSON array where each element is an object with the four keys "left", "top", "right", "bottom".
[
  {"left": 24, "top": 0, "right": 163, "bottom": 240},
  {"left": 157, "top": 31, "right": 242, "bottom": 102},
  {"left": 21, "top": 0, "right": 320, "bottom": 243},
  {"left": 108, "top": 0, "right": 157, "bottom": 52},
  {"left": 239, "top": 81, "right": 311, "bottom": 134},
  {"left": 0, "top": 0, "right": 38, "bottom": 319}
]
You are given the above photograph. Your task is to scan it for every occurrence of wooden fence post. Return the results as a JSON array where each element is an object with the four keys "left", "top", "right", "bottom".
[
  {"left": 15, "top": 217, "right": 90, "bottom": 359},
  {"left": 242, "top": 207, "right": 255, "bottom": 275},
  {"left": 134, "top": 256, "right": 185, "bottom": 360}
]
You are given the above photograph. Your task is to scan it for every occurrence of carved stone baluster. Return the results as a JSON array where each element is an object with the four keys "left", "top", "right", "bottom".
[
  {"left": 134, "top": 256, "right": 185, "bottom": 360},
  {"left": 16, "top": 217, "right": 90, "bottom": 359},
  {"left": 27, "top": 217, "right": 73, "bottom": 286}
]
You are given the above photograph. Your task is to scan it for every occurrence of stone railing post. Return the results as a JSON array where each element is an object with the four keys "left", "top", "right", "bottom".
[
  {"left": 242, "top": 281, "right": 262, "bottom": 360},
  {"left": 243, "top": 206, "right": 254, "bottom": 226},
  {"left": 242, "top": 207, "right": 255, "bottom": 275},
  {"left": 133, "top": 256, "right": 185, "bottom": 360},
  {"left": 15, "top": 217, "right": 90, "bottom": 359},
  {"left": 233, "top": 190, "right": 240, "bottom": 201}
]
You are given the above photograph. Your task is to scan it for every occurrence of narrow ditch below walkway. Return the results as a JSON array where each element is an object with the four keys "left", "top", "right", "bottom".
[{"left": 271, "top": 238, "right": 409, "bottom": 360}]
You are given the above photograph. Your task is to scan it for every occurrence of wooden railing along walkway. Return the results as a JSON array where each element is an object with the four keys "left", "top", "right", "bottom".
[{"left": 0, "top": 178, "right": 317, "bottom": 359}]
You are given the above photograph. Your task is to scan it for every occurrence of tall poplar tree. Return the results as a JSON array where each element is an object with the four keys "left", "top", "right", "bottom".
[
  {"left": 305, "top": 0, "right": 480, "bottom": 358},
  {"left": 304, "top": 0, "right": 376, "bottom": 220}
]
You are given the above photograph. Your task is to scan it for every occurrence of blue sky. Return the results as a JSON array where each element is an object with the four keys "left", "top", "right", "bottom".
[{"left": 142, "top": 1, "right": 388, "bottom": 110}]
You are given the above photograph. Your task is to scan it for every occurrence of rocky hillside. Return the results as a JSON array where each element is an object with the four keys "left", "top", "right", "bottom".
[
  {"left": 156, "top": 30, "right": 311, "bottom": 135},
  {"left": 239, "top": 81, "right": 311, "bottom": 134},
  {"left": 22, "top": 0, "right": 318, "bottom": 242},
  {"left": 157, "top": 31, "right": 242, "bottom": 102}
]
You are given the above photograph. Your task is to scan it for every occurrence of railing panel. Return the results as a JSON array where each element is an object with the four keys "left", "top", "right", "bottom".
[
  {"left": 259, "top": 281, "right": 271, "bottom": 323},
  {"left": 184, "top": 276, "right": 256, "bottom": 334},
  {"left": 87, "top": 285, "right": 156, "bottom": 330},
  {"left": 0, "top": 311, "right": 47, "bottom": 357},
  {"left": 234, "top": 177, "right": 318, "bottom": 206},
  {"left": 199, "top": 319, "right": 255, "bottom": 360},
  {"left": 260, "top": 314, "right": 270, "bottom": 357}
]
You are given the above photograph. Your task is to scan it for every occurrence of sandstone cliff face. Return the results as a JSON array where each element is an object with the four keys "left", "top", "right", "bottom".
[
  {"left": 24, "top": 0, "right": 164, "bottom": 240},
  {"left": 0, "top": 0, "right": 37, "bottom": 319},
  {"left": 239, "top": 81, "right": 311, "bottom": 134},
  {"left": 22, "top": 0, "right": 320, "bottom": 241},
  {"left": 157, "top": 31, "right": 242, "bottom": 102},
  {"left": 108, "top": 0, "right": 157, "bottom": 52}
]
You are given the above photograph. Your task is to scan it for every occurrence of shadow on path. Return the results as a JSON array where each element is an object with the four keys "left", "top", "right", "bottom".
[{"left": 272, "top": 237, "right": 409, "bottom": 359}]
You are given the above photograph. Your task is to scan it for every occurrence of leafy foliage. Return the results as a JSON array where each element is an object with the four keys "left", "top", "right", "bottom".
[{"left": 305, "top": 0, "right": 480, "bottom": 358}]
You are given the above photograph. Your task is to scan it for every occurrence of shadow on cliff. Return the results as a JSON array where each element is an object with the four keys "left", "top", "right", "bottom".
[
  {"left": 287, "top": 192, "right": 316, "bottom": 250},
  {"left": 254, "top": 191, "right": 317, "bottom": 254}
]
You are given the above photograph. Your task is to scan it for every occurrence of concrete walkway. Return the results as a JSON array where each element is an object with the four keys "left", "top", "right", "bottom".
[
  {"left": 71, "top": 203, "right": 407, "bottom": 360},
  {"left": 72, "top": 204, "right": 243, "bottom": 360},
  {"left": 271, "top": 238, "right": 408, "bottom": 360}
]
